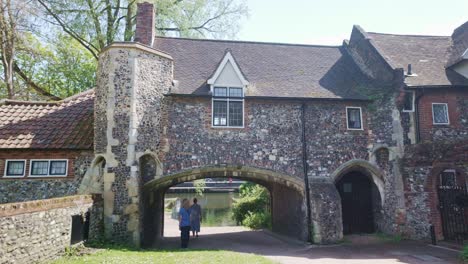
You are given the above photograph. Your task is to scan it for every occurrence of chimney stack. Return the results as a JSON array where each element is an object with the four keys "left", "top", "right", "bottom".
[{"left": 134, "top": 2, "right": 155, "bottom": 47}]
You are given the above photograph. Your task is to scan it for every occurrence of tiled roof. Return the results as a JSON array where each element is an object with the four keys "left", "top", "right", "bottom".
[
  {"left": 154, "top": 37, "right": 370, "bottom": 100},
  {"left": 367, "top": 32, "right": 468, "bottom": 87},
  {"left": 0, "top": 90, "right": 94, "bottom": 149}
]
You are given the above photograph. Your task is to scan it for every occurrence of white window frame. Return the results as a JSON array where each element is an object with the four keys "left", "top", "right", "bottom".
[
  {"left": 440, "top": 169, "right": 457, "bottom": 187},
  {"left": 4, "top": 159, "right": 26, "bottom": 178},
  {"left": 432, "top": 103, "right": 450, "bottom": 125},
  {"left": 402, "top": 91, "right": 415, "bottom": 112},
  {"left": 211, "top": 86, "right": 245, "bottom": 128},
  {"left": 29, "top": 159, "right": 68, "bottom": 177},
  {"left": 346, "top": 106, "right": 363, "bottom": 130}
]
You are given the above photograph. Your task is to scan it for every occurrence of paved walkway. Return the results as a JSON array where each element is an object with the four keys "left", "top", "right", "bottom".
[{"left": 161, "top": 216, "right": 462, "bottom": 264}]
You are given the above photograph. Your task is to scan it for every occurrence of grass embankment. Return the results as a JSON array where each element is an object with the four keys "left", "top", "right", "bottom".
[{"left": 51, "top": 247, "right": 275, "bottom": 264}]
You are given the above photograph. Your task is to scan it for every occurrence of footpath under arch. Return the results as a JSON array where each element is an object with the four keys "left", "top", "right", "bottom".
[{"left": 140, "top": 165, "right": 307, "bottom": 247}]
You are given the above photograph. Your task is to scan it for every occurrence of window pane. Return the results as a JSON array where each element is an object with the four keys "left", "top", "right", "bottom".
[
  {"left": 6, "top": 161, "right": 25, "bottom": 176},
  {"left": 433, "top": 104, "right": 448, "bottom": 124},
  {"left": 440, "top": 170, "right": 456, "bottom": 187},
  {"left": 229, "top": 88, "right": 243, "bottom": 97},
  {"left": 213, "top": 101, "right": 227, "bottom": 126},
  {"left": 31, "top": 161, "right": 49, "bottom": 175},
  {"left": 403, "top": 92, "right": 414, "bottom": 111},
  {"left": 347, "top": 108, "right": 362, "bottom": 129},
  {"left": 229, "top": 101, "right": 243, "bottom": 127},
  {"left": 214, "top": 87, "right": 227, "bottom": 97},
  {"left": 50, "top": 161, "right": 67, "bottom": 175}
]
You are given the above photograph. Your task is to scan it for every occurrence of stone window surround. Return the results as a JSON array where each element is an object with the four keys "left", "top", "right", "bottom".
[
  {"left": 439, "top": 169, "right": 457, "bottom": 187},
  {"left": 346, "top": 106, "right": 363, "bottom": 130},
  {"left": 29, "top": 159, "right": 68, "bottom": 177},
  {"left": 3, "top": 159, "right": 26, "bottom": 178},
  {"left": 211, "top": 86, "right": 245, "bottom": 128},
  {"left": 432, "top": 103, "right": 450, "bottom": 125},
  {"left": 402, "top": 90, "right": 415, "bottom": 112}
]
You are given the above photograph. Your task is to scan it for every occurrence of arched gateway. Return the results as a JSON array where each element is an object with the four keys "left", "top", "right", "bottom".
[{"left": 140, "top": 165, "right": 307, "bottom": 247}]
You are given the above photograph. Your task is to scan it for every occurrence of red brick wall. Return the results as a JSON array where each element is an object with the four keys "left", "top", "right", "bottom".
[
  {"left": 0, "top": 149, "right": 89, "bottom": 180},
  {"left": 417, "top": 89, "right": 467, "bottom": 142}
]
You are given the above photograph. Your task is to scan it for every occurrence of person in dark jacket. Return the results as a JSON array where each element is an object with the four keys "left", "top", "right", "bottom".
[{"left": 178, "top": 198, "right": 191, "bottom": 248}]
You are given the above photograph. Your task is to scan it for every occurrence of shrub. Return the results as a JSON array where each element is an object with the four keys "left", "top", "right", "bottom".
[
  {"left": 232, "top": 183, "right": 271, "bottom": 229},
  {"left": 242, "top": 211, "right": 272, "bottom": 230}
]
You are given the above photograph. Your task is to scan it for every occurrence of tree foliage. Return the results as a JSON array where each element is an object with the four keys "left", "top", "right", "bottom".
[
  {"left": 0, "top": 0, "right": 247, "bottom": 100},
  {"left": 232, "top": 183, "right": 271, "bottom": 229}
]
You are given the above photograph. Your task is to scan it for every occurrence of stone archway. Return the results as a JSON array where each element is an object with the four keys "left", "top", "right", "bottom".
[
  {"left": 331, "top": 159, "right": 385, "bottom": 235},
  {"left": 140, "top": 165, "right": 307, "bottom": 247}
]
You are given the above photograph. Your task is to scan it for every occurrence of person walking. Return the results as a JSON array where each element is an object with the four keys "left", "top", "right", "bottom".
[
  {"left": 190, "top": 198, "right": 202, "bottom": 237},
  {"left": 179, "top": 198, "right": 191, "bottom": 248}
]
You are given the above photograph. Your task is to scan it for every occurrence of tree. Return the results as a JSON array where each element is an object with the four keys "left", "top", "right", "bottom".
[
  {"left": 0, "top": 0, "right": 17, "bottom": 98},
  {"left": 36, "top": 0, "right": 248, "bottom": 59}
]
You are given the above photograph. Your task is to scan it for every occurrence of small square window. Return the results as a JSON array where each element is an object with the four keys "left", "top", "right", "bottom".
[
  {"left": 31, "top": 161, "right": 49, "bottom": 176},
  {"left": 440, "top": 170, "right": 456, "bottom": 187},
  {"left": 432, "top": 103, "right": 449, "bottom": 125},
  {"left": 346, "top": 107, "right": 362, "bottom": 130},
  {"left": 343, "top": 183, "right": 352, "bottom": 193},
  {"left": 403, "top": 91, "right": 415, "bottom": 112},
  {"left": 5, "top": 160, "right": 25, "bottom": 177},
  {"left": 214, "top": 87, "right": 227, "bottom": 97},
  {"left": 50, "top": 161, "right": 67, "bottom": 176}
]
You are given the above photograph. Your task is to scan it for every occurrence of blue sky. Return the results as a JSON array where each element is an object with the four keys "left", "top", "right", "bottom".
[{"left": 237, "top": 0, "right": 468, "bottom": 45}]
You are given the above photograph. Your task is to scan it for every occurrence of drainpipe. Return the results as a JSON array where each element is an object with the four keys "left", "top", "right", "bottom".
[
  {"left": 301, "top": 102, "right": 313, "bottom": 243},
  {"left": 414, "top": 90, "right": 424, "bottom": 144}
]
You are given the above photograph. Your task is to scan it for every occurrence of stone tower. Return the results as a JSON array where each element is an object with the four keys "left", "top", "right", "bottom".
[{"left": 94, "top": 3, "right": 173, "bottom": 245}]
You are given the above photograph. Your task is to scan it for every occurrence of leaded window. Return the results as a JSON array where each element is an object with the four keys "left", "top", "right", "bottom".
[
  {"left": 212, "top": 87, "right": 244, "bottom": 127},
  {"left": 30, "top": 160, "right": 68, "bottom": 177},
  {"left": 50, "top": 161, "right": 67, "bottom": 176},
  {"left": 31, "top": 161, "right": 49, "bottom": 176},
  {"left": 5, "top": 160, "right": 25, "bottom": 177},
  {"left": 432, "top": 103, "right": 449, "bottom": 125},
  {"left": 346, "top": 107, "right": 362, "bottom": 130}
]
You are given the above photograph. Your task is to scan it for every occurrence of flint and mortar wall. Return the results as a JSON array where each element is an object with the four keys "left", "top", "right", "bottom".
[
  {"left": 0, "top": 195, "right": 98, "bottom": 264},
  {"left": 94, "top": 44, "right": 173, "bottom": 244}
]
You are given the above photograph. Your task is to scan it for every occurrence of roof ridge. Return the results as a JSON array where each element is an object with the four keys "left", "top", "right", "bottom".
[
  {"left": 352, "top": 25, "right": 398, "bottom": 70},
  {"left": 367, "top": 31, "right": 450, "bottom": 38},
  {"left": 0, "top": 88, "right": 94, "bottom": 107},
  {"left": 155, "top": 36, "right": 341, "bottom": 48}
]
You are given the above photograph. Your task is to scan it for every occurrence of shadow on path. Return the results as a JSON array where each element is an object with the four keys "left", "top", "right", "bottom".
[{"left": 156, "top": 228, "right": 461, "bottom": 264}]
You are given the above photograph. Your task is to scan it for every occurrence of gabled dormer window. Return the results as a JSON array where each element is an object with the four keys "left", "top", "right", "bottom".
[
  {"left": 208, "top": 51, "right": 248, "bottom": 128},
  {"left": 213, "top": 87, "right": 244, "bottom": 127}
]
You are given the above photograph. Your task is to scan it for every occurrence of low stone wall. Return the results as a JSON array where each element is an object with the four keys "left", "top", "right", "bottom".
[{"left": 0, "top": 195, "right": 100, "bottom": 264}]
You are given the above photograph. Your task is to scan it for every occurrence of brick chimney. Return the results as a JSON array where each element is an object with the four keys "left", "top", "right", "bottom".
[{"left": 134, "top": 2, "right": 155, "bottom": 47}]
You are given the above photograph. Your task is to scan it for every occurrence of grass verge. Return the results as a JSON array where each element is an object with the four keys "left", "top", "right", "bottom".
[{"left": 50, "top": 247, "right": 275, "bottom": 264}]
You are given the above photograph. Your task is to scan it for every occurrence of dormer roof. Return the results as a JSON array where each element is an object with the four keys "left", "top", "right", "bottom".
[{"left": 207, "top": 50, "right": 249, "bottom": 86}]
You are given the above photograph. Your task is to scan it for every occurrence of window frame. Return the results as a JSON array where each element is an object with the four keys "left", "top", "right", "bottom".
[
  {"left": 29, "top": 159, "right": 68, "bottom": 177},
  {"left": 212, "top": 86, "right": 245, "bottom": 128},
  {"left": 346, "top": 106, "right": 363, "bottom": 130},
  {"left": 439, "top": 169, "right": 457, "bottom": 187},
  {"left": 4, "top": 159, "right": 26, "bottom": 178},
  {"left": 402, "top": 91, "right": 415, "bottom": 112},
  {"left": 432, "top": 103, "right": 450, "bottom": 125}
]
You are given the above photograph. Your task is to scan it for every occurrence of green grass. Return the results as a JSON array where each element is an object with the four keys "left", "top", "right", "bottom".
[
  {"left": 50, "top": 248, "right": 275, "bottom": 264},
  {"left": 374, "top": 232, "right": 403, "bottom": 243},
  {"left": 462, "top": 244, "right": 468, "bottom": 262}
]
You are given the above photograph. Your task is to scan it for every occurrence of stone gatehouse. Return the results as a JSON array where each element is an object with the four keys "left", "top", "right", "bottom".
[{"left": 1, "top": 2, "right": 467, "bottom": 247}]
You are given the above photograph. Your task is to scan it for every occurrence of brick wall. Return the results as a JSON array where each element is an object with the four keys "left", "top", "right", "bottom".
[{"left": 417, "top": 89, "right": 468, "bottom": 142}]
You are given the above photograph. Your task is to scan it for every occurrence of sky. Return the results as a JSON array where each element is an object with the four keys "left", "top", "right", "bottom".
[{"left": 237, "top": 0, "right": 468, "bottom": 45}]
